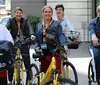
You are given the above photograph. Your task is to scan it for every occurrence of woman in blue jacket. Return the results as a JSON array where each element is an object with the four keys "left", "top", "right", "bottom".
[{"left": 35, "top": 5, "right": 68, "bottom": 73}]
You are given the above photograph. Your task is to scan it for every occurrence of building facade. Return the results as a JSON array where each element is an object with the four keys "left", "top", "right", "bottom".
[{"left": 11, "top": 0, "right": 100, "bottom": 41}]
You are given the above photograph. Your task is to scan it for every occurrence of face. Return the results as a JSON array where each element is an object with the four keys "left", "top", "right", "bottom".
[
  {"left": 97, "top": 10, "right": 100, "bottom": 17},
  {"left": 14, "top": 10, "right": 23, "bottom": 20},
  {"left": 42, "top": 8, "right": 53, "bottom": 20},
  {"left": 55, "top": 7, "right": 64, "bottom": 17}
]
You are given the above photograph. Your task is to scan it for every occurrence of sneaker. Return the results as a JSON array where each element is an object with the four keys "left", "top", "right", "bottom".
[{"left": 8, "top": 82, "right": 12, "bottom": 85}]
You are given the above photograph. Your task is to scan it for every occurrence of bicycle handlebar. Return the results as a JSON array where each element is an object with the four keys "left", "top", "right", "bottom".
[{"left": 14, "top": 38, "right": 32, "bottom": 48}]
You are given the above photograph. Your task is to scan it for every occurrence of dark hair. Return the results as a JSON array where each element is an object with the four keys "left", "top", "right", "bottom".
[
  {"left": 55, "top": 4, "right": 64, "bottom": 11},
  {"left": 14, "top": 7, "right": 23, "bottom": 13}
]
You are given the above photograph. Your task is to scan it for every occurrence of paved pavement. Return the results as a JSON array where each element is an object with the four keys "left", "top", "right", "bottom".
[
  {"left": 68, "top": 42, "right": 91, "bottom": 85},
  {"left": 29, "top": 42, "right": 91, "bottom": 85}
]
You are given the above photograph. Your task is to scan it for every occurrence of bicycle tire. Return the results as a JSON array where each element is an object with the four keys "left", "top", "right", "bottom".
[
  {"left": 16, "top": 64, "right": 21, "bottom": 85},
  {"left": 63, "top": 61, "right": 78, "bottom": 85},
  {"left": 88, "top": 59, "right": 94, "bottom": 85},
  {"left": 27, "top": 63, "right": 39, "bottom": 85},
  {"left": 43, "top": 77, "right": 76, "bottom": 85}
]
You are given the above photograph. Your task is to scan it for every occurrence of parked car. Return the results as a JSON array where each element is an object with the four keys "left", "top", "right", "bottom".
[{"left": 0, "top": 16, "right": 11, "bottom": 25}]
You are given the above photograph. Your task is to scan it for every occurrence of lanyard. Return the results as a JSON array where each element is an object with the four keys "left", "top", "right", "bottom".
[
  {"left": 17, "top": 21, "right": 20, "bottom": 38},
  {"left": 42, "top": 19, "right": 53, "bottom": 42}
]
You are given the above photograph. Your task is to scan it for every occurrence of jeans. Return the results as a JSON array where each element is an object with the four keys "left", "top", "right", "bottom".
[{"left": 90, "top": 46, "right": 100, "bottom": 84}]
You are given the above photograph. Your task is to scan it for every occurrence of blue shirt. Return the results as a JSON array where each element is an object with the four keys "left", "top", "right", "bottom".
[
  {"left": 89, "top": 17, "right": 100, "bottom": 39},
  {"left": 0, "top": 24, "right": 13, "bottom": 42},
  {"left": 53, "top": 16, "right": 75, "bottom": 37}
]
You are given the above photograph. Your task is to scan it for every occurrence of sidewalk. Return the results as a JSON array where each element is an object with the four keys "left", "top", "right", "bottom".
[
  {"left": 68, "top": 42, "right": 91, "bottom": 85},
  {"left": 68, "top": 42, "right": 90, "bottom": 58}
]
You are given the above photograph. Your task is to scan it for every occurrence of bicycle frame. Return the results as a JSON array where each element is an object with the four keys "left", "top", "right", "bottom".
[
  {"left": 28, "top": 52, "right": 60, "bottom": 85},
  {"left": 13, "top": 45, "right": 24, "bottom": 85},
  {"left": 61, "top": 53, "right": 69, "bottom": 78},
  {"left": 40, "top": 56, "right": 57, "bottom": 84}
]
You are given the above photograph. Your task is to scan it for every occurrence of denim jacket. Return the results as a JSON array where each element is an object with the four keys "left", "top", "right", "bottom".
[
  {"left": 89, "top": 17, "right": 100, "bottom": 39},
  {"left": 35, "top": 20, "right": 68, "bottom": 50}
]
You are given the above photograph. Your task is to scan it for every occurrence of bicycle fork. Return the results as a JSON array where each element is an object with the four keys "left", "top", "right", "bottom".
[{"left": 14, "top": 61, "right": 24, "bottom": 85}]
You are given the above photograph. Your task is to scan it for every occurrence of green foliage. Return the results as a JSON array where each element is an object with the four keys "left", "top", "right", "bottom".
[{"left": 27, "top": 16, "right": 40, "bottom": 32}]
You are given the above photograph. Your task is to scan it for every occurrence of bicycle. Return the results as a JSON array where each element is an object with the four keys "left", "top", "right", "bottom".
[
  {"left": 12, "top": 38, "right": 38, "bottom": 85},
  {"left": 60, "top": 52, "right": 78, "bottom": 85},
  {"left": 60, "top": 31, "right": 80, "bottom": 85},
  {"left": 28, "top": 37, "right": 76, "bottom": 85}
]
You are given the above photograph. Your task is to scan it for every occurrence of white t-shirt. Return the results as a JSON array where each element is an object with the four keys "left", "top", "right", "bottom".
[{"left": 0, "top": 24, "right": 13, "bottom": 42}]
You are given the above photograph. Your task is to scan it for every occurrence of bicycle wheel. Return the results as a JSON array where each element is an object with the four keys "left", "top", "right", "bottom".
[
  {"left": 16, "top": 64, "right": 21, "bottom": 85},
  {"left": 13, "top": 64, "right": 23, "bottom": 85},
  {"left": 43, "top": 77, "right": 76, "bottom": 85},
  {"left": 27, "top": 63, "right": 39, "bottom": 85},
  {"left": 63, "top": 61, "right": 78, "bottom": 85},
  {"left": 88, "top": 59, "right": 95, "bottom": 85}
]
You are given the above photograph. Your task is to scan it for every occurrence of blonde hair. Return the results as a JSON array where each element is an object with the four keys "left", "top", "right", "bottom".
[
  {"left": 42, "top": 5, "right": 53, "bottom": 13},
  {"left": 96, "top": 5, "right": 100, "bottom": 12},
  {"left": 14, "top": 7, "right": 23, "bottom": 13}
]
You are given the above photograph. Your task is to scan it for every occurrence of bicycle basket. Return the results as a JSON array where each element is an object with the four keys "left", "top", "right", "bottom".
[{"left": 65, "top": 31, "right": 81, "bottom": 49}]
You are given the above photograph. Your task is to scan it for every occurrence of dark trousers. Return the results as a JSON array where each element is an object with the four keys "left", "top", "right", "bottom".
[
  {"left": 0, "top": 77, "right": 7, "bottom": 85},
  {"left": 8, "top": 45, "right": 30, "bottom": 83}
]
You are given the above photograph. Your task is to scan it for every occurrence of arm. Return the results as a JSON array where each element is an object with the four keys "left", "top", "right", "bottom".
[
  {"left": 57, "top": 22, "right": 68, "bottom": 52},
  {"left": 64, "top": 16, "right": 75, "bottom": 31},
  {"left": 89, "top": 20, "right": 96, "bottom": 37},
  {"left": 26, "top": 19, "right": 34, "bottom": 35},
  {"left": 89, "top": 19, "right": 99, "bottom": 46},
  {"left": 25, "top": 18, "right": 36, "bottom": 40}
]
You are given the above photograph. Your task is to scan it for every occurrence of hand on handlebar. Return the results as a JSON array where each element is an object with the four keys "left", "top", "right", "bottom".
[
  {"left": 92, "top": 34, "right": 99, "bottom": 46},
  {"left": 35, "top": 47, "right": 43, "bottom": 53},
  {"left": 64, "top": 45, "right": 68, "bottom": 53}
]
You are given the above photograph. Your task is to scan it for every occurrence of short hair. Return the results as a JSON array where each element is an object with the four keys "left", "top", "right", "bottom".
[
  {"left": 55, "top": 4, "right": 64, "bottom": 11},
  {"left": 42, "top": 5, "right": 53, "bottom": 13},
  {"left": 14, "top": 7, "right": 23, "bottom": 13}
]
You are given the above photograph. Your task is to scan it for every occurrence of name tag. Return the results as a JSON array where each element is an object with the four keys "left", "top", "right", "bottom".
[{"left": 41, "top": 43, "right": 47, "bottom": 49}]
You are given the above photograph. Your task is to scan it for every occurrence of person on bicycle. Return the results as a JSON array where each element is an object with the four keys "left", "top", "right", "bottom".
[
  {"left": 53, "top": 4, "right": 75, "bottom": 37},
  {"left": 0, "top": 24, "right": 13, "bottom": 85},
  {"left": 6, "top": 7, "right": 35, "bottom": 85},
  {"left": 89, "top": 5, "right": 100, "bottom": 85},
  {"left": 35, "top": 5, "right": 68, "bottom": 73}
]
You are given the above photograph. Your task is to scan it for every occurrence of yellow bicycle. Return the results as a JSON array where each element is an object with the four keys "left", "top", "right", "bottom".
[
  {"left": 28, "top": 39, "right": 76, "bottom": 85},
  {"left": 12, "top": 38, "right": 32, "bottom": 85},
  {"left": 61, "top": 31, "right": 80, "bottom": 85}
]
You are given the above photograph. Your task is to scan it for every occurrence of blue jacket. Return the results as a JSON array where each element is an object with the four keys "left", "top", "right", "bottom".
[
  {"left": 35, "top": 20, "right": 67, "bottom": 50},
  {"left": 89, "top": 17, "right": 100, "bottom": 39}
]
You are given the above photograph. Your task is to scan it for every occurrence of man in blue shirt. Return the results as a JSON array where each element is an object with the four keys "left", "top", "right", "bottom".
[
  {"left": 89, "top": 5, "right": 100, "bottom": 85},
  {"left": 53, "top": 4, "right": 75, "bottom": 37}
]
